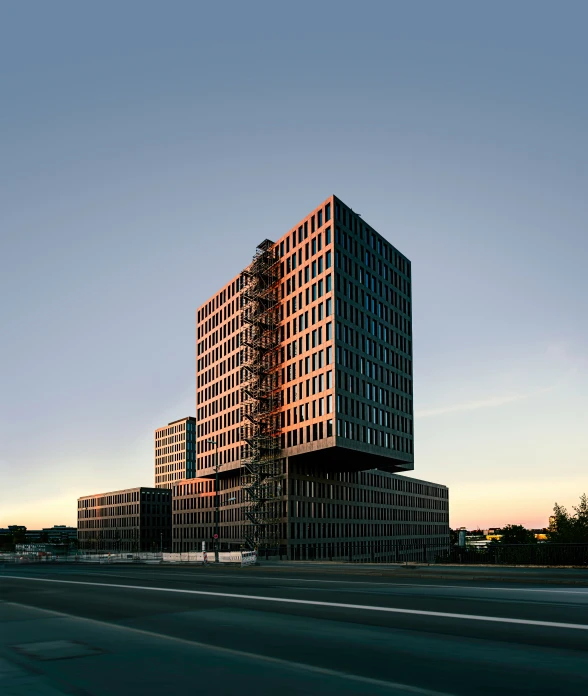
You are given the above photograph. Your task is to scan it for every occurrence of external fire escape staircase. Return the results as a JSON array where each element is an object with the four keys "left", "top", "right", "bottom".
[{"left": 240, "top": 239, "right": 282, "bottom": 550}]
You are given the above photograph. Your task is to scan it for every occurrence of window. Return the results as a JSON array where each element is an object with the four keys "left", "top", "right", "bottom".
[
  {"left": 326, "top": 298, "right": 332, "bottom": 316},
  {"left": 325, "top": 204, "right": 331, "bottom": 222},
  {"left": 326, "top": 346, "right": 332, "bottom": 364},
  {"left": 318, "top": 256, "right": 323, "bottom": 274},
  {"left": 326, "top": 370, "right": 332, "bottom": 388},
  {"left": 312, "top": 261, "right": 317, "bottom": 278},
  {"left": 326, "top": 274, "right": 332, "bottom": 292},
  {"left": 326, "top": 251, "right": 332, "bottom": 268},
  {"left": 318, "top": 210, "right": 323, "bottom": 227},
  {"left": 326, "top": 322, "right": 332, "bottom": 340},
  {"left": 318, "top": 279, "right": 323, "bottom": 297}
]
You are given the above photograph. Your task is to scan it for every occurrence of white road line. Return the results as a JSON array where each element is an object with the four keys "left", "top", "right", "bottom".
[
  {"left": 3, "top": 600, "right": 455, "bottom": 696},
  {"left": 3, "top": 575, "right": 588, "bottom": 631},
  {"left": 49, "top": 568, "right": 588, "bottom": 594}
]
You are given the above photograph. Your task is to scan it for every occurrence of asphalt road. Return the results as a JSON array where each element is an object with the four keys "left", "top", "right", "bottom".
[{"left": 1, "top": 563, "right": 587, "bottom": 695}]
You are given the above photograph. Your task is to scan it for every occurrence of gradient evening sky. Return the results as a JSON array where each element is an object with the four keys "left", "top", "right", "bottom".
[{"left": 1, "top": 2, "right": 587, "bottom": 531}]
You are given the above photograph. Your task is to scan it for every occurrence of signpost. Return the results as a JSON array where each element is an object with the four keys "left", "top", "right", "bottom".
[{"left": 202, "top": 541, "right": 207, "bottom": 565}]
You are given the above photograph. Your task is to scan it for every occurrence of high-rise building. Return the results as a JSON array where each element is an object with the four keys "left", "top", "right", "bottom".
[
  {"left": 187, "top": 195, "right": 446, "bottom": 557},
  {"left": 196, "top": 196, "right": 412, "bottom": 476},
  {"left": 154, "top": 416, "right": 196, "bottom": 488}
]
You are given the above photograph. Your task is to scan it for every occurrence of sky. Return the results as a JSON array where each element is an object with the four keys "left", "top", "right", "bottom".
[{"left": 1, "top": 1, "right": 587, "bottom": 531}]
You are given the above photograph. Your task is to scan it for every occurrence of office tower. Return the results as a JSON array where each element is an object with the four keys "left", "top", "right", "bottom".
[
  {"left": 154, "top": 416, "right": 196, "bottom": 488},
  {"left": 190, "top": 195, "right": 447, "bottom": 557}
]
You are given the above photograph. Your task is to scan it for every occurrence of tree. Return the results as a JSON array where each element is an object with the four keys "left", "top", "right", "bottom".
[
  {"left": 548, "top": 494, "right": 588, "bottom": 543},
  {"left": 496, "top": 524, "right": 536, "bottom": 545}
]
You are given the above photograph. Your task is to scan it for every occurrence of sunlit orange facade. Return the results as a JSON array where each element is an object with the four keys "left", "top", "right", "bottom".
[{"left": 196, "top": 197, "right": 337, "bottom": 477}]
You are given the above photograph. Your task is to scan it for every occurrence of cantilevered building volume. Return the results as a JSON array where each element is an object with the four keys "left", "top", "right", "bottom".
[{"left": 182, "top": 195, "right": 448, "bottom": 559}]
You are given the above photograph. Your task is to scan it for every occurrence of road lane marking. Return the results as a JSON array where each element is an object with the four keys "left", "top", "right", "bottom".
[
  {"left": 3, "top": 600, "right": 456, "bottom": 696},
  {"left": 30, "top": 568, "right": 588, "bottom": 594},
  {"left": 3, "top": 575, "right": 588, "bottom": 631}
]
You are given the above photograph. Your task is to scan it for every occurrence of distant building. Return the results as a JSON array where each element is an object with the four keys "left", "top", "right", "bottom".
[
  {"left": 42, "top": 525, "right": 77, "bottom": 542},
  {"left": 77, "top": 487, "right": 172, "bottom": 552},
  {"left": 155, "top": 417, "right": 196, "bottom": 488}
]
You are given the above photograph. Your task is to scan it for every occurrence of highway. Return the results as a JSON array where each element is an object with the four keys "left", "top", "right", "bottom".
[{"left": 1, "top": 563, "right": 587, "bottom": 695}]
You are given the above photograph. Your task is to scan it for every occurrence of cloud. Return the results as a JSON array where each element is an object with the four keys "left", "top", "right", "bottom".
[{"left": 415, "top": 385, "right": 556, "bottom": 419}]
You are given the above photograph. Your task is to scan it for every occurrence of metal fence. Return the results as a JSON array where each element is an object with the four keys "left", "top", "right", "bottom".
[
  {"left": 440, "top": 543, "right": 588, "bottom": 566},
  {"left": 275, "top": 540, "right": 450, "bottom": 563},
  {"left": 0, "top": 552, "right": 161, "bottom": 564}
]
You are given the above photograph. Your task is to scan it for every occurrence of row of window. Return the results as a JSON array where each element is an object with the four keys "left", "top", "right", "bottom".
[
  {"left": 337, "top": 419, "right": 413, "bottom": 454},
  {"left": 283, "top": 253, "right": 332, "bottom": 296},
  {"left": 198, "top": 275, "right": 242, "bottom": 324},
  {"left": 337, "top": 396, "right": 412, "bottom": 433},
  {"left": 337, "top": 322, "right": 412, "bottom": 390},
  {"left": 283, "top": 228, "right": 331, "bottom": 273},
  {"left": 199, "top": 295, "right": 241, "bottom": 340},
  {"left": 155, "top": 441, "right": 195, "bottom": 456},
  {"left": 337, "top": 275, "right": 410, "bottom": 332},
  {"left": 289, "top": 500, "right": 446, "bottom": 523},
  {"left": 283, "top": 419, "right": 334, "bottom": 447},
  {"left": 78, "top": 489, "right": 168, "bottom": 508},
  {"left": 335, "top": 201, "right": 410, "bottom": 278},
  {"left": 283, "top": 369, "right": 333, "bottom": 403},
  {"left": 338, "top": 345, "right": 411, "bottom": 382},
  {"left": 283, "top": 274, "right": 332, "bottom": 310},
  {"left": 290, "top": 524, "right": 442, "bottom": 541},
  {"left": 278, "top": 202, "right": 331, "bottom": 257},
  {"left": 283, "top": 396, "right": 333, "bottom": 426},
  {"left": 283, "top": 346, "right": 332, "bottom": 376},
  {"left": 337, "top": 250, "right": 411, "bottom": 317},
  {"left": 155, "top": 419, "right": 195, "bottom": 441},
  {"left": 337, "top": 369, "right": 412, "bottom": 415},
  {"left": 282, "top": 300, "right": 332, "bottom": 337},
  {"left": 338, "top": 303, "right": 411, "bottom": 355},
  {"left": 198, "top": 343, "right": 243, "bottom": 388}
]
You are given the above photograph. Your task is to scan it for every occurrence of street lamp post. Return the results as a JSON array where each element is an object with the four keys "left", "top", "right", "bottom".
[{"left": 207, "top": 438, "right": 220, "bottom": 563}]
